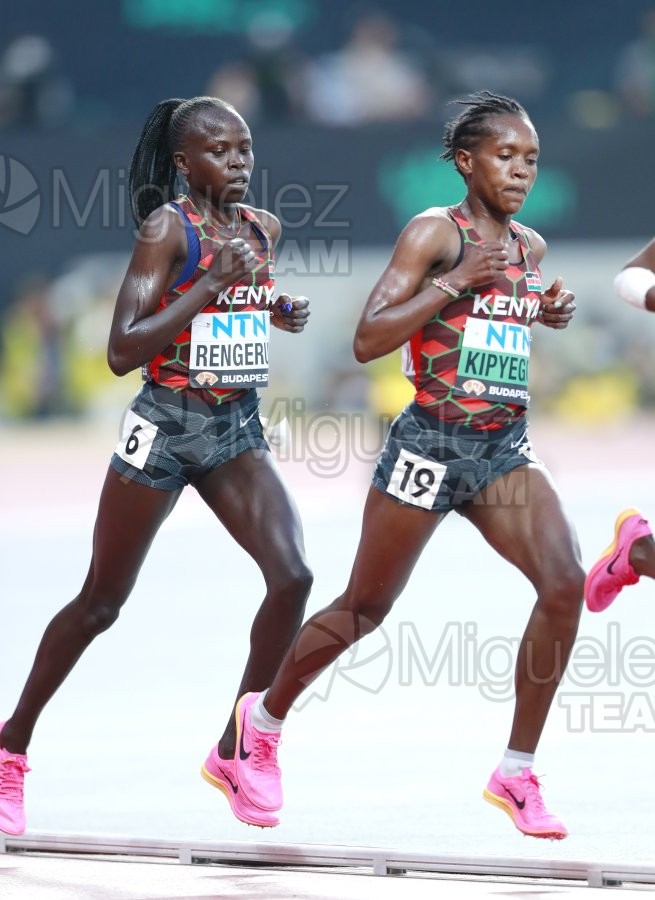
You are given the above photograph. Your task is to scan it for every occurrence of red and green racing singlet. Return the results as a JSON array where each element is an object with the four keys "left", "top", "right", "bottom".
[
  {"left": 405, "top": 206, "right": 542, "bottom": 430},
  {"left": 145, "top": 195, "right": 276, "bottom": 406}
]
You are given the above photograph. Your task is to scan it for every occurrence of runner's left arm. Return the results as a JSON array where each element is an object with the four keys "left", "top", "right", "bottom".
[{"left": 255, "top": 207, "right": 311, "bottom": 334}]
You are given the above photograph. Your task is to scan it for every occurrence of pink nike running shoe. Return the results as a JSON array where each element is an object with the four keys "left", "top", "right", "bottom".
[
  {"left": 585, "top": 508, "right": 652, "bottom": 612},
  {"left": 201, "top": 745, "right": 279, "bottom": 827},
  {"left": 0, "top": 723, "right": 30, "bottom": 836},
  {"left": 234, "top": 692, "right": 283, "bottom": 812},
  {"left": 483, "top": 766, "right": 567, "bottom": 840}
]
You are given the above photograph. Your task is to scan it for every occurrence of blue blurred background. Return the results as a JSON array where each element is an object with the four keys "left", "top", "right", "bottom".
[
  {"left": 3, "top": 1, "right": 655, "bottom": 859},
  {"left": 1, "top": 0, "right": 655, "bottom": 424}
]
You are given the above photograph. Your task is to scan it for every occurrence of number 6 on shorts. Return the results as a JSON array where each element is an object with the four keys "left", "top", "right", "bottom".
[
  {"left": 386, "top": 448, "right": 446, "bottom": 510},
  {"left": 114, "top": 409, "right": 159, "bottom": 470}
]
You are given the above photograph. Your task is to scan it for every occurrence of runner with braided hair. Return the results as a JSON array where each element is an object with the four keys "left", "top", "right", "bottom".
[{"left": 233, "top": 91, "right": 581, "bottom": 841}]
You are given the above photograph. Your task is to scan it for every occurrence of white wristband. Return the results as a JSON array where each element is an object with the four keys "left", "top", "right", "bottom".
[{"left": 614, "top": 266, "right": 655, "bottom": 309}]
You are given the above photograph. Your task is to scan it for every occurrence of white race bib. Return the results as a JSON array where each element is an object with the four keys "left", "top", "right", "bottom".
[
  {"left": 189, "top": 311, "right": 270, "bottom": 388},
  {"left": 386, "top": 449, "right": 446, "bottom": 510},
  {"left": 454, "top": 317, "right": 531, "bottom": 406},
  {"left": 114, "top": 410, "right": 158, "bottom": 470}
]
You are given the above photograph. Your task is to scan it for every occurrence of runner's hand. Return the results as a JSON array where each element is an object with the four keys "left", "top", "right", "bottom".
[
  {"left": 442, "top": 241, "right": 510, "bottom": 292},
  {"left": 208, "top": 237, "right": 258, "bottom": 283},
  {"left": 539, "top": 276, "right": 576, "bottom": 330},
  {"left": 271, "top": 294, "right": 310, "bottom": 333}
]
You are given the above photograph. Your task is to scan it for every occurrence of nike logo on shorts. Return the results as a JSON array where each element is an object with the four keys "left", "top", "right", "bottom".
[{"left": 239, "top": 410, "right": 257, "bottom": 428}]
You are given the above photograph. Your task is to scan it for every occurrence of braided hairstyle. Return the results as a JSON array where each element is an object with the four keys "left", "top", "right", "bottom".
[
  {"left": 441, "top": 91, "right": 528, "bottom": 178},
  {"left": 128, "top": 96, "right": 240, "bottom": 226}
]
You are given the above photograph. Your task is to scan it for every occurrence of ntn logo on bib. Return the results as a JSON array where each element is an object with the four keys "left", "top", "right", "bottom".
[
  {"left": 461, "top": 318, "right": 530, "bottom": 355},
  {"left": 454, "top": 317, "right": 530, "bottom": 407},
  {"left": 190, "top": 311, "right": 270, "bottom": 388}
]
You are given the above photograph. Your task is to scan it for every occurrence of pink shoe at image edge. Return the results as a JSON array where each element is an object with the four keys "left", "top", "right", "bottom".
[
  {"left": 0, "top": 722, "right": 30, "bottom": 836},
  {"left": 585, "top": 508, "right": 652, "bottom": 612},
  {"left": 234, "top": 692, "right": 283, "bottom": 812},
  {"left": 483, "top": 766, "right": 567, "bottom": 840},
  {"left": 201, "top": 745, "right": 279, "bottom": 828}
]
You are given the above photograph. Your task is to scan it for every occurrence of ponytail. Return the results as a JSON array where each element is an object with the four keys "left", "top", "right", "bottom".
[
  {"left": 128, "top": 95, "right": 241, "bottom": 227},
  {"left": 129, "top": 98, "right": 183, "bottom": 226}
]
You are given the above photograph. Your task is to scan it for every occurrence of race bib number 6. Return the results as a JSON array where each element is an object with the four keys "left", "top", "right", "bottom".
[
  {"left": 386, "top": 449, "right": 447, "bottom": 510},
  {"left": 114, "top": 410, "right": 158, "bottom": 470}
]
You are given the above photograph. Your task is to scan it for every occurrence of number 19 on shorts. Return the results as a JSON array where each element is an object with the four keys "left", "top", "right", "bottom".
[{"left": 387, "top": 449, "right": 447, "bottom": 510}]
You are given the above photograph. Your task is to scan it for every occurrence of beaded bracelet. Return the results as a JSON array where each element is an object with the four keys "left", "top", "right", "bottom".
[{"left": 431, "top": 277, "right": 460, "bottom": 299}]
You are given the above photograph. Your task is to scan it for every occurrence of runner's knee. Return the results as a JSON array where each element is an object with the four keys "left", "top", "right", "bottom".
[
  {"left": 539, "top": 562, "right": 585, "bottom": 618},
  {"left": 79, "top": 585, "right": 133, "bottom": 636},
  {"left": 339, "top": 591, "right": 395, "bottom": 630},
  {"left": 82, "top": 603, "right": 122, "bottom": 636},
  {"left": 270, "top": 564, "right": 313, "bottom": 607}
]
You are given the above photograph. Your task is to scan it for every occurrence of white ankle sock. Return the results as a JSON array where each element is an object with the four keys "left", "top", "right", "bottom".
[
  {"left": 499, "top": 749, "right": 534, "bottom": 777},
  {"left": 250, "top": 693, "right": 284, "bottom": 733}
]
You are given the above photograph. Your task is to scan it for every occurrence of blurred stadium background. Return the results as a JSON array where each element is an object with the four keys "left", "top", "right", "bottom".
[
  {"left": 1, "top": 0, "right": 655, "bottom": 426},
  {"left": 4, "top": 0, "right": 655, "bottom": 861}
]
